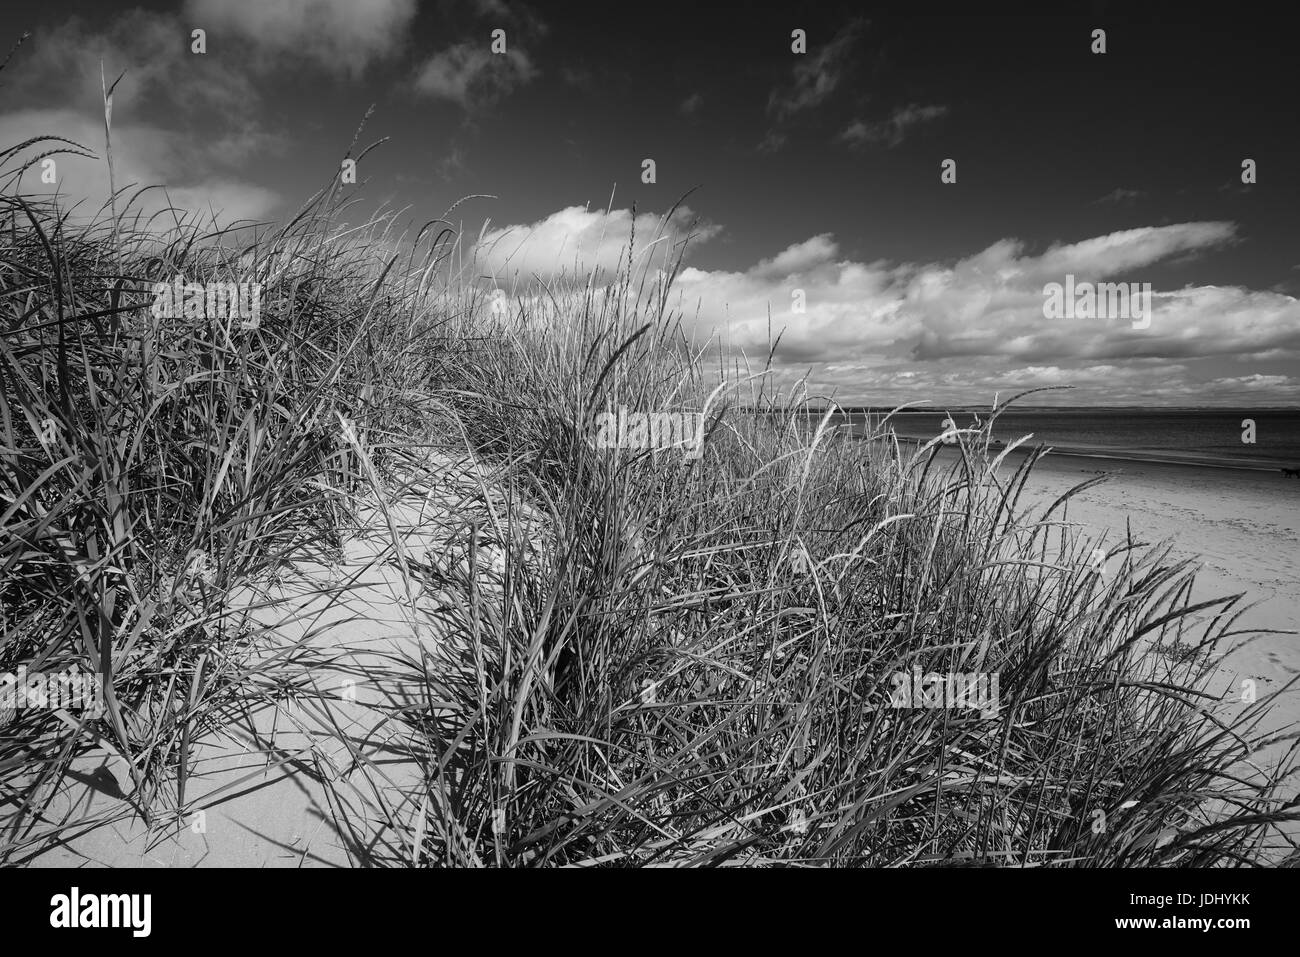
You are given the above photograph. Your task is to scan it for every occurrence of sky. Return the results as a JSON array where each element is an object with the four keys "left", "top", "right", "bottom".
[{"left": 1, "top": 0, "right": 1298, "bottom": 407}]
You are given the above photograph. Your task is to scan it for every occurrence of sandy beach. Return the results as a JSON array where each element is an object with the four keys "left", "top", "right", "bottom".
[{"left": 1008, "top": 450, "right": 1300, "bottom": 737}]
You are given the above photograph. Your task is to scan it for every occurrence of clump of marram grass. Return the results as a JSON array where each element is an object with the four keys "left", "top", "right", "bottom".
[
  {"left": 0, "top": 133, "right": 463, "bottom": 861},
  {"left": 3, "top": 131, "right": 1296, "bottom": 866},
  {"left": 403, "top": 222, "right": 1300, "bottom": 867}
]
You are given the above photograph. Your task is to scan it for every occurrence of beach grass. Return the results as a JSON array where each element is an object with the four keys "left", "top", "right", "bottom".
[{"left": 1, "top": 140, "right": 1297, "bottom": 866}]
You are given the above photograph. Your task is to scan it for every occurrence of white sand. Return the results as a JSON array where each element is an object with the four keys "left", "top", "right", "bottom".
[
  {"left": 1020, "top": 455, "right": 1298, "bottom": 661},
  {"left": 1010, "top": 452, "right": 1300, "bottom": 755},
  {"left": 20, "top": 452, "right": 533, "bottom": 867}
]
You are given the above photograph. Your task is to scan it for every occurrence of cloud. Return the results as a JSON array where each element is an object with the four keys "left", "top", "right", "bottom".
[
  {"left": 468, "top": 0, "right": 549, "bottom": 37},
  {"left": 183, "top": 0, "right": 416, "bottom": 77},
  {"left": 735, "top": 354, "right": 1300, "bottom": 408},
  {"left": 560, "top": 65, "right": 594, "bottom": 88},
  {"left": 751, "top": 235, "right": 840, "bottom": 279},
  {"left": 436, "top": 145, "right": 467, "bottom": 182},
  {"left": 768, "top": 18, "right": 866, "bottom": 120},
  {"left": 839, "top": 104, "right": 948, "bottom": 149},
  {"left": 10, "top": 10, "right": 260, "bottom": 122},
  {"left": 0, "top": 108, "right": 280, "bottom": 224},
  {"left": 471, "top": 205, "right": 720, "bottom": 284},
  {"left": 650, "top": 220, "right": 1300, "bottom": 404},
  {"left": 0, "top": 12, "right": 286, "bottom": 224},
  {"left": 0, "top": 6, "right": 287, "bottom": 221},
  {"left": 1094, "top": 187, "right": 1145, "bottom": 205},
  {"left": 412, "top": 42, "right": 536, "bottom": 108},
  {"left": 1029, "top": 222, "right": 1237, "bottom": 280},
  {"left": 680, "top": 92, "right": 704, "bottom": 116}
]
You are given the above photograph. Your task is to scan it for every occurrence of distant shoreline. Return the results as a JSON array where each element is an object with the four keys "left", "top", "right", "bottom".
[{"left": 851, "top": 431, "right": 1299, "bottom": 474}]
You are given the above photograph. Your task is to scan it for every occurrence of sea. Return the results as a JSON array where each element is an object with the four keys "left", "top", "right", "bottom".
[{"left": 825, "top": 408, "right": 1300, "bottom": 472}]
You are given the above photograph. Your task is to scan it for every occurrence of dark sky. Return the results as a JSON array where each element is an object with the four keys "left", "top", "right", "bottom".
[{"left": 2, "top": 0, "right": 1297, "bottom": 406}]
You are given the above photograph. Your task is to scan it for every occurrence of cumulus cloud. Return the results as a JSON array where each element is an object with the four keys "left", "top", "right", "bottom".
[
  {"left": 751, "top": 234, "right": 841, "bottom": 279},
  {"left": 412, "top": 42, "right": 536, "bottom": 108},
  {"left": 184, "top": 0, "right": 416, "bottom": 77},
  {"left": 839, "top": 104, "right": 948, "bottom": 149},
  {"left": 0, "top": 109, "right": 279, "bottom": 224},
  {"left": 472, "top": 204, "right": 721, "bottom": 284},
  {"left": 415, "top": 198, "right": 1300, "bottom": 404},
  {"left": 656, "top": 220, "right": 1299, "bottom": 404},
  {"left": 461, "top": 211, "right": 1295, "bottom": 399},
  {"left": 1031, "top": 223, "right": 1237, "bottom": 279},
  {"left": 757, "top": 356, "right": 1300, "bottom": 408}
]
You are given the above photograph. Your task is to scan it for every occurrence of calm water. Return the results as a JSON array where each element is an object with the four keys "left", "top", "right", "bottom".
[{"left": 832, "top": 409, "right": 1300, "bottom": 471}]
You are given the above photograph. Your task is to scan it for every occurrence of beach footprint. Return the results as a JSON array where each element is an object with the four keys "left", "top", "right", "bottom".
[{"left": 1266, "top": 650, "right": 1300, "bottom": 675}]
